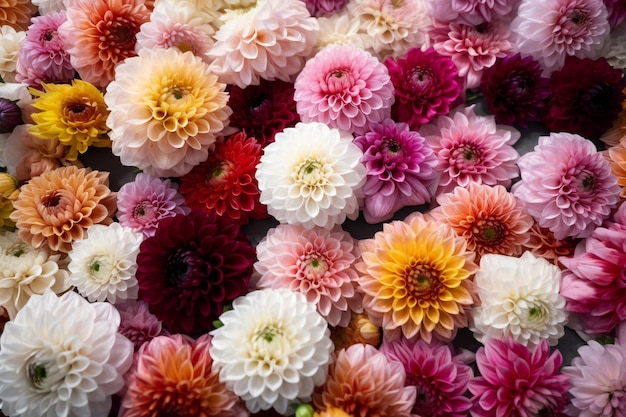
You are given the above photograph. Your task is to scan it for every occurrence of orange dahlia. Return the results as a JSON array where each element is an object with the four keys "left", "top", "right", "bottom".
[
  {"left": 608, "top": 142, "right": 626, "bottom": 198},
  {"left": 356, "top": 212, "right": 478, "bottom": 342},
  {"left": 523, "top": 223, "right": 578, "bottom": 266},
  {"left": 10, "top": 166, "right": 116, "bottom": 253},
  {"left": 0, "top": 0, "right": 37, "bottom": 31}
]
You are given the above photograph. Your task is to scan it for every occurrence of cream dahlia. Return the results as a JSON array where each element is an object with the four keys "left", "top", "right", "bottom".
[
  {"left": 105, "top": 47, "right": 231, "bottom": 177},
  {"left": 315, "top": 12, "right": 368, "bottom": 52},
  {"left": 0, "top": 290, "right": 133, "bottom": 417},
  {"left": 256, "top": 122, "right": 366, "bottom": 229},
  {"left": 0, "top": 25, "right": 26, "bottom": 83},
  {"left": 210, "top": 289, "right": 334, "bottom": 415}
]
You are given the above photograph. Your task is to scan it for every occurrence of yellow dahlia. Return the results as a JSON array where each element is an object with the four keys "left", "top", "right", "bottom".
[
  {"left": 0, "top": 173, "right": 19, "bottom": 230},
  {"left": 29, "top": 80, "right": 111, "bottom": 161},
  {"left": 356, "top": 212, "right": 478, "bottom": 342}
]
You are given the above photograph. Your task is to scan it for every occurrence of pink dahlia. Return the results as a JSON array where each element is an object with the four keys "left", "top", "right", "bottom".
[
  {"left": 380, "top": 338, "right": 473, "bottom": 417},
  {"left": 254, "top": 223, "right": 362, "bottom": 327},
  {"left": 116, "top": 300, "right": 168, "bottom": 352},
  {"left": 511, "top": 0, "right": 610, "bottom": 74},
  {"left": 424, "top": 0, "right": 519, "bottom": 26},
  {"left": 420, "top": 105, "right": 520, "bottom": 195},
  {"left": 15, "top": 11, "right": 75, "bottom": 87},
  {"left": 429, "top": 19, "right": 515, "bottom": 89},
  {"left": 512, "top": 132, "right": 620, "bottom": 240},
  {"left": 354, "top": 119, "right": 439, "bottom": 223},
  {"left": 384, "top": 47, "right": 462, "bottom": 131},
  {"left": 479, "top": 53, "right": 550, "bottom": 128},
  {"left": 116, "top": 173, "right": 190, "bottom": 239},
  {"left": 294, "top": 44, "right": 394, "bottom": 135},
  {"left": 559, "top": 214, "right": 626, "bottom": 335},
  {"left": 58, "top": 0, "right": 150, "bottom": 88},
  {"left": 469, "top": 338, "right": 570, "bottom": 417}
]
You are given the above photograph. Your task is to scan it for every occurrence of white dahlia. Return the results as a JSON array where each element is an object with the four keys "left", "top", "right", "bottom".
[
  {"left": 471, "top": 251, "right": 568, "bottom": 349},
  {"left": 0, "top": 290, "right": 134, "bottom": 417},
  {"left": 208, "top": 0, "right": 319, "bottom": 88},
  {"left": 256, "top": 122, "right": 366, "bottom": 229},
  {"left": 210, "top": 288, "right": 334, "bottom": 415},
  {"left": 0, "top": 231, "right": 70, "bottom": 319},
  {"left": 68, "top": 223, "right": 143, "bottom": 304},
  {"left": 0, "top": 25, "right": 26, "bottom": 83}
]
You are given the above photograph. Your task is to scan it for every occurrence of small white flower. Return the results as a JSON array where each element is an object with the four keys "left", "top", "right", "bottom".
[
  {"left": 256, "top": 122, "right": 366, "bottom": 229},
  {"left": 0, "top": 26, "right": 26, "bottom": 83},
  {"left": 68, "top": 223, "right": 142, "bottom": 304},
  {"left": 210, "top": 288, "right": 334, "bottom": 415},
  {"left": 0, "top": 290, "right": 134, "bottom": 417},
  {"left": 471, "top": 251, "right": 568, "bottom": 349}
]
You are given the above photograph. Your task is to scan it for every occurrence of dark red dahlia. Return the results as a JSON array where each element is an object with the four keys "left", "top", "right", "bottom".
[
  {"left": 180, "top": 132, "right": 267, "bottom": 224},
  {"left": 480, "top": 53, "right": 550, "bottom": 128},
  {"left": 385, "top": 47, "right": 462, "bottom": 131},
  {"left": 227, "top": 79, "right": 300, "bottom": 147},
  {"left": 136, "top": 210, "right": 255, "bottom": 335},
  {"left": 544, "top": 56, "right": 626, "bottom": 139}
]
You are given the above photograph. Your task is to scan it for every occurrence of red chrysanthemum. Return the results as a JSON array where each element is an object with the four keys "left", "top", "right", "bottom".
[
  {"left": 180, "top": 132, "right": 267, "bottom": 224},
  {"left": 135, "top": 210, "right": 255, "bottom": 335}
]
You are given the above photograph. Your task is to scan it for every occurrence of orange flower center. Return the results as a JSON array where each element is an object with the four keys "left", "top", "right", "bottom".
[
  {"left": 63, "top": 99, "right": 97, "bottom": 124},
  {"left": 40, "top": 191, "right": 61, "bottom": 208},
  {"left": 405, "top": 263, "right": 440, "bottom": 300}
]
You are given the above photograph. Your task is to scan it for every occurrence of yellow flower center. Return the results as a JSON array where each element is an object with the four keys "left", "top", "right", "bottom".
[{"left": 251, "top": 323, "right": 291, "bottom": 362}]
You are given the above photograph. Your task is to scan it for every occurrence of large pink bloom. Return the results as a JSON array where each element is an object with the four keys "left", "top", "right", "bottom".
[
  {"left": 294, "top": 44, "right": 394, "bottom": 135},
  {"left": 469, "top": 338, "right": 570, "bottom": 417},
  {"left": 424, "top": 0, "right": 519, "bottom": 25},
  {"left": 512, "top": 132, "right": 619, "bottom": 240}
]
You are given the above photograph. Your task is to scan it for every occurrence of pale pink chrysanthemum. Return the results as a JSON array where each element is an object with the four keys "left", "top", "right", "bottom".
[
  {"left": 294, "top": 45, "right": 394, "bottom": 135},
  {"left": 424, "top": 0, "right": 519, "bottom": 26},
  {"left": 469, "top": 338, "right": 570, "bottom": 417},
  {"left": 429, "top": 19, "right": 516, "bottom": 89},
  {"left": 511, "top": 0, "right": 610, "bottom": 74},
  {"left": 380, "top": 338, "right": 473, "bottom": 417},
  {"left": 254, "top": 223, "right": 362, "bottom": 327},
  {"left": 208, "top": 0, "right": 319, "bottom": 88},
  {"left": 512, "top": 132, "right": 619, "bottom": 240},
  {"left": 420, "top": 105, "right": 521, "bottom": 196},
  {"left": 314, "top": 343, "right": 416, "bottom": 417},
  {"left": 116, "top": 173, "right": 191, "bottom": 239},
  {"left": 116, "top": 299, "right": 168, "bottom": 352},
  {"left": 58, "top": 0, "right": 151, "bottom": 88}
]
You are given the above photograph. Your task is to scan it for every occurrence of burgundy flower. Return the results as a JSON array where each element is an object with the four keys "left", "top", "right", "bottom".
[
  {"left": 136, "top": 210, "right": 255, "bottom": 335},
  {"left": 0, "top": 98, "right": 22, "bottom": 133},
  {"left": 605, "top": 0, "right": 626, "bottom": 28},
  {"left": 544, "top": 56, "right": 626, "bottom": 139},
  {"left": 385, "top": 47, "right": 462, "bottom": 131},
  {"left": 480, "top": 53, "right": 551, "bottom": 128},
  {"left": 227, "top": 79, "right": 300, "bottom": 148},
  {"left": 302, "top": 0, "right": 349, "bottom": 16}
]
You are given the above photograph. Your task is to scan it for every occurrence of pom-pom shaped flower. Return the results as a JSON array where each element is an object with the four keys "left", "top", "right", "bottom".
[
  {"left": 380, "top": 338, "right": 473, "bottom": 417},
  {"left": 58, "top": 0, "right": 150, "bottom": 87},
  {"left": 256, "top": 122, "right": 366, "bottom": 229},
  {"left": 136, "top": 210, "right": 255, "bottom": 335},
  {"left": 105, "top": 47, "right": 231, "bottom": 177},
  {"left": 0, "top": 25, "right": 25, "bottom": 83},
  {"left": 120, "top": 334, "right": 245, "bottom": 417},
  {"left": 116, "top": 173, "right": 190, "bottom": 239},
  {"left": 294, "top": 44, "right": 394, "bottom": 135},
  {"left": 210, "top": 289, "right": 334, "bottom": 415},
  {"left": 0, "top": 230, "right": 70, "bottom": 319},
  {"left": 354, "top": 119, "right": 439, "bottom": 223},
  {"left": 480, "top": 53, "right": 551, "bottom": 128},
  {"left": 208, "top": 0, "right": 319, "bottom": 88},
  {"left": 563, "top": 323, "right": 626, "bottom": 416},
  {"left": 116, "top": 300, "right": 167, "bottom": 352},
  {"left": 511, "top": 0, "right": 610, "bottom": 74},
  {"left": 29, "top": 80, "right": 110, "bottom": 161},
  {"left": 10, "top": 166, "right": 117, "bottom": 253},
  {"left": 0, "top": 290, "right": 134, "bottom": 417},
  {"left": 356, "top": 212, "right": 478, "bottom": 343},
  {"left": 471, "top": 252, "right": 568, "bottom": 349},
  {"left": 180, "top": 132, "right": 267, "bottom": 224},
  {"left": 227, "top": 79, "right": 299, "bottom": 147},
  {"left": 254, "top": 223, "right": 362, "bottom": 327},
  {"left": 469, "top": 338, "right": 570, "bottom": 417},
  {"left": 0, "top": 0, "right": 36, "bottom": 31},
  {"left": 424, "top": 0, "right": 517, "bottom": 26},
  {"left": 421, "top": 105, "right": 521, "bottom": 195},
  {"left": 430, "top": 184, "right": 533, "bottom": 260},
  {"left": 314, "top": 343, "right": 416, "bottom": 417},
  {"left": 512, "top": 132, "right": 619, "bottom": 240},
  {"left": 68, "top": 223, "right": 142, "bottom": 304},
  {"left": 544, "top": 56, "right": 626, "bottom": 139},
  {"left": 385, "top": 47, "right": 462, "bottom": 131}
]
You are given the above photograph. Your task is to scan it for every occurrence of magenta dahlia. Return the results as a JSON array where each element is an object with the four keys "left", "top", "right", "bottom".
[
  {"left": 385, "top": 47, "right": 462, "bottom": 131},
  {"left": 294, "top": 44, "right": 394, "bottom": 135},
  {"left": 354, "top": 119, "right": 439, "bottom": 223},
  {"left": 469, "top": 338, "right": 570, "bottom": 417},
  {"left": 135, "top": 210, "right": 255, "bottom": 335},
  {"left": 303, "top": 0, "right": 349, "bottom": 16},
  {"left": 544, "top": 56, "right": 626, "bottom": 139}
]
